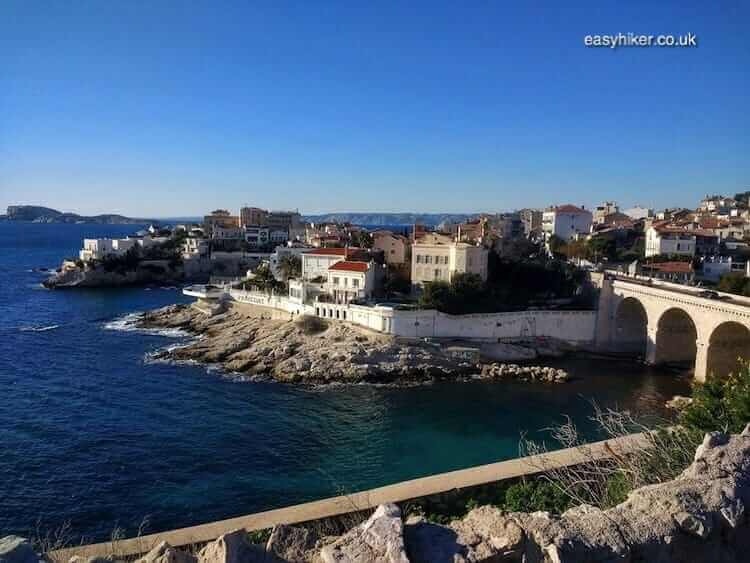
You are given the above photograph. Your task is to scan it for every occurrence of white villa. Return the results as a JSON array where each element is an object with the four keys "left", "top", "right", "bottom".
[
  {"left": 411, "top": 234, "right": 488, "bottom": 287},
  {"left": 327, "top": 260, "right": 376, "bottom": 303},
  {"left": 78, "top": 235, "right": 170, "bottom": 262},
  {"left": 79, "top": 238, "right": 134, "bottom": 261}
]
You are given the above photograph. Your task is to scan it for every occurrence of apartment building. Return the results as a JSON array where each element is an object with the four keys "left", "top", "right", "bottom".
[
  {"left": 239, "top": 207, "right": 268, "bottom": 228},
  {"left": 542, "top": 205, "right": 593, "bottom": 241},
  {"left": 645, "top": 226, "right": 696, "bottom": 257},
  {"left": 372, "top": 230, "right": 410, "bottom": 266}
]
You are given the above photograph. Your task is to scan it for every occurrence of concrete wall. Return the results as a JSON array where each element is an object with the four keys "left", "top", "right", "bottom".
[
  {"left": 391, "top": 309, "right": 596, "bottom": 342},
  {"left": 225, "top": 289, "right": 596, "bottom": 343}
]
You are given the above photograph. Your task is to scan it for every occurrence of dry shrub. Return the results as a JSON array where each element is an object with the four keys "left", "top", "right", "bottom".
[
  {"left": 296, "top": 315, "right": 328, "bottom": 335},
  {"left": 520, "top": 404, "right": 700, "bottom": 509}
]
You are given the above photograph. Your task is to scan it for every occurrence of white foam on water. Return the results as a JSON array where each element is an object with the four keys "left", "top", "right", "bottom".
[
  {"left": 104, "top": 312, "right": 190, "bottom": 338},
  {"left": 19, "top": 324, "right": 60, "bottom": 333}
]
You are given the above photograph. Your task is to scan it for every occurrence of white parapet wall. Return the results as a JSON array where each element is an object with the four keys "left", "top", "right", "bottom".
[
  {"left": 390, "top": 309, "right": 597, "bottom": 342},
  {"left": 221, "top": 288, "right": 596, "bottom": 343}
]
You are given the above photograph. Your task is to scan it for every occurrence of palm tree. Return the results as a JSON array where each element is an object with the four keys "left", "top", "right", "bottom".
[{"left": 278, "top": 254, "right": 302, "bottom": 282}]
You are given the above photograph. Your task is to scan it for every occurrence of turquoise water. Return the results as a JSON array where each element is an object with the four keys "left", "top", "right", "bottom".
[{"left": 0, "top": 222, "right": 691, "bottom": 542}]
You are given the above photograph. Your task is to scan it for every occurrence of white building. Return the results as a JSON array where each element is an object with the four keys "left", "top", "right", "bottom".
[
  {"left": 411, "top": 238, "right": 488, "bottom": 287},
  {"left": 79, "top": 238, "right": 138, "bottom": 261},
  {"left": 182, "top": 237, "right": 209, "bottom": 257},
  {"left": 301, "top": 247, "right": 369, "bottom": 281},
  {"left": 645, "top": 226, "right": 696, "bottom": 258},
  {"left": 212, "top": 225, "right": 244, "bottom": 240},
  {"left": 699, "top": 256, "right": 747, "bottom": 283},
  {"left": 542, "top": 205, "right": 593, "bottom": 241},
  {"left": 623, "top": 206, "right": 654, "bottom": 221},
  {"left": 326, "top": 261, "right": 376, "bottom": 303}
]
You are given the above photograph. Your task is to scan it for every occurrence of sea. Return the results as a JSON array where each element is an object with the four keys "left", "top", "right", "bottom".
[{"left": 0, "top": 222, "right": 691, "bottom": 542}]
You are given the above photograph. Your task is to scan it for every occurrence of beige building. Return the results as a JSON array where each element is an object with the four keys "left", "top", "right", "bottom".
[
  {"left": 204, "top": 210, "right": 239, "bottom": 234},
  {"left": 239, "top": 207, "right": 268, "bottom": 228},
  {"left": 372, "top": 231, "right": 410, "bottom": 266},
  {"left": 411, "top": 238, "right": 488, "bottom": 287}
]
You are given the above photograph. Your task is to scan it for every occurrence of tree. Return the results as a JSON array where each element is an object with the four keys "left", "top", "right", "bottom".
[
  {"left": 418, "top": 280, "right": 452, "bottom": 311},
  {"left": 734, "top": 191, "right": 750, "bottom": 208},
  {"left": 351, "top": 230, "right": 373, "bottom": 248},
  {"left": 717, "top": 273, "right": 750, "bottom": 297},
  {"left": 384, "top": 267, "right": 411, "bottom": 296},
  {"left": 278, "top": 254, "right": 301, "bottom": 282},
  {"left": 547, "top": 235, "right": 565, "bottom": 256}
]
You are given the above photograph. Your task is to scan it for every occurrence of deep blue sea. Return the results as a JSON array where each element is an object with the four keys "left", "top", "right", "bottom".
[{"left": 0, "top": 222, "right": 691, "bottom": 543}]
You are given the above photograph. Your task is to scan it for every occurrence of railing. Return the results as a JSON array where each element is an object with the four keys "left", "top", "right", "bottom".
[{"left": 51, "top": 431, "right": 653, "bottom": 560}]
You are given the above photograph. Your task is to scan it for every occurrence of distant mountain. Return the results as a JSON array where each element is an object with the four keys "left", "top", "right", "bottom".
[
  {"left": 302, "top": 212, "right": 480, "bottom": 226},
  {"left": 3, "top": 205, "right": 155, "bottom": 225}
]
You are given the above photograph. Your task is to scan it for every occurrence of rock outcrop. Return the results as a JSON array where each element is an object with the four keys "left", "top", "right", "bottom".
[
  {"left": 137, "top": 303, "right": 569, "bottom": 386},
  {"left": 320, "top": 504, "right": 409, "bottom": 563},
  {"left": 43, "top": 262, "right": 185, "bottom": 289}
]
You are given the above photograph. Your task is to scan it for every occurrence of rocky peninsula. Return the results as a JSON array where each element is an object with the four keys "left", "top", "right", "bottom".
[{"left": 136, "top": 303, "right": 570, "bottom": 386}]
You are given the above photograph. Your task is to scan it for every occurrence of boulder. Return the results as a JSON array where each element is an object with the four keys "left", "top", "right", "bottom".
[
  {"left": 0, "top": 537, "right": 40, "bottom": 563},
  {"left": 136, "top": 542, "right": 196, "bottom": 563},
  {"left": 320, "top": 504, "right": 409, "bottom": 563},
  {"left": 197, "top": 530, "right": 261, "bottom": 563},
  {"left": 450, "top": 506, "right": 525, "bottom": 561},
  {"left": 265, "top": 525, "right": 315, "bottom": 562}
]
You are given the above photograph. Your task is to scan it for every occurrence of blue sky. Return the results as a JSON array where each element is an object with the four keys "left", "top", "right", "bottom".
[{"left": 1, "top": 1, "right": 747, "bottom": 216}]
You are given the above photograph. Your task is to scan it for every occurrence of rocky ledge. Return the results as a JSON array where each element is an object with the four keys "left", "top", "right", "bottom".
[
  {"left": 44, "top": 263, "right": 185, "bottom": 289},
  {"left": 136, "top": 304, "right": 569, "bottom": 386},
  {"left": 10, "top": 427, "right": 750, "bottom": 563}
]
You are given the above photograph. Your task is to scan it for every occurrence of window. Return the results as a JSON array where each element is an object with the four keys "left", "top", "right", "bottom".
[
  {"left": 434, "top": 269, "right": 440, "bottom": 279},
  {"left": 333, "top": 276, "right": 340, "bottom": 286},
  {"left": 353, "top": 279, "right": 359, "bottom": 288},
  {"left": 416, "top": 255, "right": 423, "bottom": 264},
  {"left": 426, "top": 255, "right": 433, "bottom": 264}
]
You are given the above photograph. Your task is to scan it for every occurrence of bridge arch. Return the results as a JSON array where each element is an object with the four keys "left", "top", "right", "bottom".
[
  {"left": 706, "top": 322, "right": 750, "bottom": 380},
  {"left": 614, "top": 297, "right": 648, "bottom": 357},
  {"left": 654, "top": 307, "right": 698, "bottom": 368}
]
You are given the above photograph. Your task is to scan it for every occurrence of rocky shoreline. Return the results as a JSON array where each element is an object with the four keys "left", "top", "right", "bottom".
[{"left": 134, "top": 303, "right": 569, "bottom": 386}]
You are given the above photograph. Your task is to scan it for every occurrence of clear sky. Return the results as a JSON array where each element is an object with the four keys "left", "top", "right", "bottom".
[{"left": 1, "top": 1, "right": 748, "bottom": 217}]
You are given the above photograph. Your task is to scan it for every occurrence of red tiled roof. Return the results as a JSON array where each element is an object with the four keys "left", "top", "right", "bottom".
[
  {"left": 643, "top": 262, "right": 694, "bottom": 274},
  {"left": 328, "top": 261, "right": 369, "bottom": 273},
  {"left": 555, "top": 204, "right": 588, "bottom": 214},
  {"left": 305, "top": 247, "right": 351, "bottom": 256}
]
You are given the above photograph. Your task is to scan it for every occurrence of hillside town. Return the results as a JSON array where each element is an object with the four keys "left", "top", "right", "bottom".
[{"left": 52, "top": 192, "right": 750, "bottom": 302}]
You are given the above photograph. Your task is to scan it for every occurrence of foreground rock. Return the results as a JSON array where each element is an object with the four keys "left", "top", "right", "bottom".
[
  {"left": 0, "top": 536, "right": 41, "bottom": 563},
  {"left": 406, "top": 429, "right": 750, "bottom": 562},
  {"left": 137, "top": 303, "right": 567, "bottom": 386},
  {"left": 320, "top": 504, "right": 409, "bottom": 563}
]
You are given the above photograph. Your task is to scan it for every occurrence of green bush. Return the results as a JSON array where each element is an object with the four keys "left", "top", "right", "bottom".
[
  {"left": 680, "top": 361, "right": 750, "bottom": 434},
  {"left": 503, "top": 480, "right": 572, "bottom": 514}
]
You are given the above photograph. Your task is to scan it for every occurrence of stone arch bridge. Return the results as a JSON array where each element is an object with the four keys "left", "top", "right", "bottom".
[{"left": 596, "top": 276, "right": 750, "bottom": 382}]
